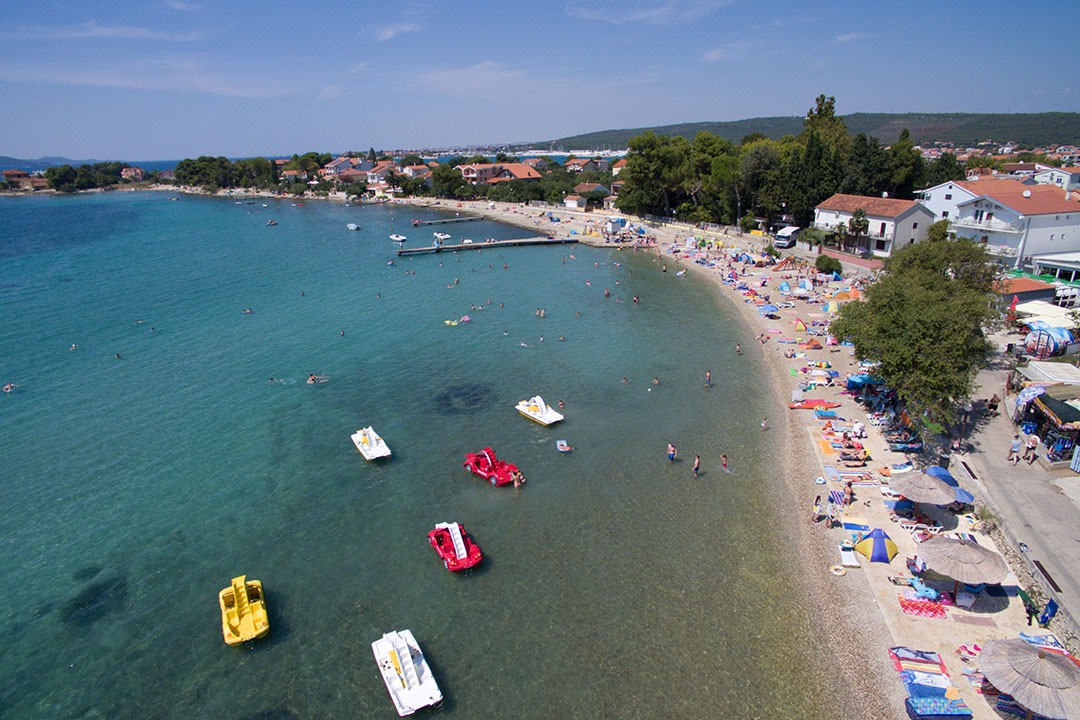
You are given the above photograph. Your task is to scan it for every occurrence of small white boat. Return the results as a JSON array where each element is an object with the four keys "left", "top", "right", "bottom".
[
  {"left": 515, "top": 395, "right": 564, "bottom": 426},
  {"left": 346, "top": 223, "right": 360, "bottom": 231},
  {"left": 372, "top": 629, "right": 443, "bottom": 717},
  {"left": 433, "top": 232, "right": 451, "bottom": 241},
  {"left": 390, "top": 234, "right": 407, "bottom": 242},
  {"left": 351, "top": 426, "right": 392, "bottom": 460}
]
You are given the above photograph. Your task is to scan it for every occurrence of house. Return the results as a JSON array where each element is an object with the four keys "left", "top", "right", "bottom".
[
  {"left": 919, "top": 178, "right": 1032, "bottom": 221},
  {"left": 997, "top": 276, "right": 1058, "bottom": 306},
  {"left": 322, "top": 157, "right": 355, "bottom": 176},
  {"left": 280, "top": 169, "right": 309, "bottom": 183},
  {"left": 1033, "top": 167, "right": 1080, "bottom": 192},
  {"left": 603, "top": 195, "right": 618, "bottom": 211},
  {"left": 336, "top": 168, "right": 367, "bottom": 186},
  {"left": 402, "top": 164, "right": 431, "bottom": 179},
  {"left": 456, "top": 163, "right": 501, "bottom": 185},
  {"left": 564, "top": 194, "right": 587, "bottom": 210},
  {"left": 564, "top": 158, "right": 597, "bottom": 173},
  {"left": 3, "top": 169, "right": 30, "bottom": 188},
  {"left": 522, "top": 157, "right": 548, "bottom": 171},
  {"left": 121, "top": 167, "right": 145, "bottom": 182},
  {"left": 491, "top": 163, "right": 542, "bottom": 182},
  {"left": 950, "top": 184, "right": 1080, "bottom": 269},
  {"left": 572, "top": 182, "right": 610, "bottom": 196},
  {"left": 813, "top": 193, "right": 935, "bottom": 257},
  {"left": 366, "top": 161, "right": 397, "bottom": 184},
  {"left": 158, "top": 169, "right": 175, "bottom": 181},
  {"left": 612, "top": 158, "right": 627, "bottom": 177}
]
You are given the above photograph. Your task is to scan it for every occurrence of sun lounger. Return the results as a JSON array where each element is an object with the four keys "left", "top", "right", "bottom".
[{"left": 839, "top": 544, "right": 860, "bottom": 568}]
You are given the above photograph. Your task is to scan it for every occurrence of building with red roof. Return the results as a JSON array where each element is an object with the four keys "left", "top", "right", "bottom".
[{"left": 813, "top": 193, "right": 936, "bottom": 257}]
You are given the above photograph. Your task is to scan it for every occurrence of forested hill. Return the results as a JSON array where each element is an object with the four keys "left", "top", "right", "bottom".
[{"left": 541, "top": 112, "right": 1080, "bottom": 150}]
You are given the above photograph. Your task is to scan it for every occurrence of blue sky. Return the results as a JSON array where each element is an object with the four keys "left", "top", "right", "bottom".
[{"left": 1, "top": 0, "right": 1076, "bottom": 160}]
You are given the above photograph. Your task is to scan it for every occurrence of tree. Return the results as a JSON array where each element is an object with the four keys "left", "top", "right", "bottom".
[
  {"left": 923, "top": 152, "right": 966, "bottom": 187},
  {"left": 367, "top": 148, "right": 377, "bottom": 162},
  {"left": 926, "top": 219, "right": 951, "bottom": 243},
  {"left": 830, "top": 239, "right": 998, "bottom": 425},
  {"left": 886, "top": 129, "right": 925, "bottom": 199},
  {"left": 848, "top": 208, "right": 870, "bottom": 253},
  {"left": 815, "top": 254, "right": 842, "bottom": 275},
  {"left": 801, "top": 94, "right": 851, "bottom": 156},
  {"left": 430, "top": 163, "right": 467, "bottom": 198},
  {"left": 399, "top": 154, "right": 423, "bottom": 167},
  {"left": 841, "top": 133, "right": 890, "bottom": 197}
]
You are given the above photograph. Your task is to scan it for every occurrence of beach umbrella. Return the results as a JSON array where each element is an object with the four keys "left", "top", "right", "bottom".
[
  {"left": 854, "top": 528, "right": 898, "bottom": 563},
  {"left": 954, "top": 487, "right": 975, "bottom": 504},
  {"left": 918, "top": 535, "right": 1010, "bottom": 586},
  {"left": 926, "top": 465, "right": 959, "bottom": 487},
  {"left": 758, "top": 304, "right": 779, "bottom": 314},
  {"left": 978, "top": 638, "right": 1080, "bottom": 719},
  {"left": 888, "top": 472, "right": 957, "bottom": 506}
]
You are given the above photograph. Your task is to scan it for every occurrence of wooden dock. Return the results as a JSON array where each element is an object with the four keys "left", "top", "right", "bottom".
[
  {"left": 397, "top": 236, "right": 574, "bottom": 256},
  {"left": 410, "top": 216, "right": 481, "bottom": 226}
]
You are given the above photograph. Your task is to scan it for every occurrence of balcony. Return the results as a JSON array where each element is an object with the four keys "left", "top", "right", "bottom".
[
  {"left": 982, "top": 243, "right": 1019, "bottom": 257},
  {"left": 950, "top": 216, "right": 1023, "bottom": 233}
]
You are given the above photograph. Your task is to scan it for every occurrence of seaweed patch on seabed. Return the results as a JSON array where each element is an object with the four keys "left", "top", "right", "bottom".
[
  {"left": 432, "top": 382, "right": 494, "bottom": 416},
  {"left": 236, "top": 710, "right": 301, "bottom": 720},
  {"left": 60, "top": 576, "right": 128, "bottom": 627}
]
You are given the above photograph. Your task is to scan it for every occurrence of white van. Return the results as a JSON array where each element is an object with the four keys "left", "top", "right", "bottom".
[{"left": 774, "top": 226, "right": 801, "bottom": 248}]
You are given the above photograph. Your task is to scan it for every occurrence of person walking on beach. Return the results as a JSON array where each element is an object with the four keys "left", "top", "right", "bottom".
[
  {"left": 735, "top": 343, "right": 741, "bottom": 356},
  {"left": 1008, "top": 434, "right": 1023, "bottom": 465},
  {"left": 667, "top": 443, "right": 677, "bottom": 462},
  {"left": 704, "top": 370, "right": 712, "bottom": 388},
  {"left": 761, "top": 417, "right": 768, "bottom": 431},
  {"left": 692, "top": 455, "right": 700, "bottom": 478},
  {"left": 721, "top": 454, "right": 728, "bottom": 472},
  {"left": 1023, "top": 434, "right": 1040, "bottom": 464}
]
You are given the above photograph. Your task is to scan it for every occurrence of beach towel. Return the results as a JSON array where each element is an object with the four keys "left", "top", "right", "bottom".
[
  {"left": 1039, "top": 599, "right": 1059, "bottom": 627},
  {"left": 996, "top": 694, "right": 1049, "bottom": 719},
  {"left": 823, "top": 465, "right": 841, "bottom": 482},
  {"left": 899, "top": 595, "right": 948, "bottom": 619},
  {"left": 906, "top": 696, "right": 972, "bottom": 718},
  {"left": 888, "top": 647, "right": 947, "bottom": 673},
  {"left": 840, "top": 515, "right": 870, "bottom": 533}
]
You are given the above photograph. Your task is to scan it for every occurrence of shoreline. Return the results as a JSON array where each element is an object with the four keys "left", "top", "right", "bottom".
[{"left": 441, "top": 199, "right": 906, "bottom": 717}]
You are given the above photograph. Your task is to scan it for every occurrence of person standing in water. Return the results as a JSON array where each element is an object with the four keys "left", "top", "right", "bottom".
[
  {"left": 667, "top": 443, "right": 677, "bottom": 462},
  {"left": 692, "top": 455, "right": 701, "bottom": 478},
  {"left": 704, "top": 370, "right": 712, "bottom": 388}
]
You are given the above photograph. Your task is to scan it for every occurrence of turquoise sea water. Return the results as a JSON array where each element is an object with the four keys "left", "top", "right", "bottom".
[{"left": 0, "top": 193, "right": 833, "bottom": 718}]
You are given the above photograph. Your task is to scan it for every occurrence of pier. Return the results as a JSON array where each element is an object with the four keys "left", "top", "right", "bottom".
[
  {"left": 397, "top": 236, "right": 575, "bottom": 256},
  {"left": 410, "top": 216, "right": 481, "bottom": 226}
]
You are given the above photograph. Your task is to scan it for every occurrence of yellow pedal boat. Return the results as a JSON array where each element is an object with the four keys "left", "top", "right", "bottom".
[{"left": 219, "top": 575, "right": 269, "bottom": 645}]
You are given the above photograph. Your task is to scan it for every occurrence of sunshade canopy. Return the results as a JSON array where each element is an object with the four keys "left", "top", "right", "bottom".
[
  {"left": 918, "top": 535, "right": 1010, "bottom": 585},
  {"left": 979, "top": 638, "right": 1080, "bottom": 719}
]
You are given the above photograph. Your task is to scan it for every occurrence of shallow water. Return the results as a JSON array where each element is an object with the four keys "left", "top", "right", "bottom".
[{"left": 0, "top": 192, "right": 833, "bottom": 718}]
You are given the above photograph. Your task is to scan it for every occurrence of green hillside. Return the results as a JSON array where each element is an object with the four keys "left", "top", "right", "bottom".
[{"left": 538, "top": 112, "right": 1080, "bottom": 150}]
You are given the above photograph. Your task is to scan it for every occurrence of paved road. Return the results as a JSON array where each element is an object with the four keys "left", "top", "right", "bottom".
[{"left": 954, "top": 344, "right": 1080, "bottom": 630}]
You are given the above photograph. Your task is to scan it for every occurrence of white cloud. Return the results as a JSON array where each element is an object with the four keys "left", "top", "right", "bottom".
[
  {"left": 834, "top": 32, "right": 873, "bottom": 43},
  {"left": 565, "top": 0, "right": 731, "bottom": 26},
  {"left": 318, "top": 85, "right": 343, "bottom": 99},
  {"left": 367, "top": 22, "right": 421, "bottom": 42},
  {"left": 4, "top": 21, "right": 201, "bottom": 41},
  {"left": 163, "top": 0, "right": 202, "bottom": 11},
  {"left": 415, "top": 61, "right": 529, "bottom": 97},
  {"left": 0, "top": 56, "right": 290, "bottom": 98},
  {"left": 703, "top": 44, "right": 752, "bottom": 63},
  {"left": 346, "top": 62, "right": 369, "bottom": 75}
]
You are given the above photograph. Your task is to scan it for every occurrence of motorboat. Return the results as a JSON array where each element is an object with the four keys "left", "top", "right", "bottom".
[
  {"left": 266, "top": 219, "right": 278, "bottom": 226},
  {"left": 463, "top": 447, "right": 522, "bottom": 486},
  {"left": 218, "top": 575, "right": 270, "bottom": 645},
  {"left": 515, "top": 395, "right": 564, "bottom": 425},
  {"left": 351, "top": 426, "right": 392, "bottom": 460},
  {"left": 427, "top": 522, "right": 483, "bottom": 571},
  {"left": 390, "top": 234, "right": 407, "bottom": 242},
  {"left": 433, "top": 232, "right": 451, "bottom": 241},
  {"left": 346, "top": 223, "right": 359, "bottom": 231},
  {"left": 372, "top": 629, "right": 443, "bottom": 716},
  {"left": 556, "top": 440, "right": 572, "bottom": 453}
]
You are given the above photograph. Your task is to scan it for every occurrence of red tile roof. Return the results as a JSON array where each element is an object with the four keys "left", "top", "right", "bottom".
[
  {"left": 815, "top": 193, "right": 920, "bottom": 218},
  {"left": 1000, "top": 277, "right": 1055, "bottom": 294},
  {"left": 963, "top": 184, "right": 1080, "bottom": 215}
]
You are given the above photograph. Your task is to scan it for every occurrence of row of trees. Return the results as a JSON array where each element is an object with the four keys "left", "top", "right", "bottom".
[
  {"left": 44, "top": 162, "right": 133, "bottom": 192},
  {"left": 616, "top": 96, "right": 967, "bottom": 228}
]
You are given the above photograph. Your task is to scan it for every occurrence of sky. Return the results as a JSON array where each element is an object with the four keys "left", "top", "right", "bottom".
[{"left": 1, "top": 0, "right": 1077, "bottom": 161}]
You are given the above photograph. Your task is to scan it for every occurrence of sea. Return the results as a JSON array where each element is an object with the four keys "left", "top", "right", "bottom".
[{"left": 0, "top": 192, "right": 834, "bottom": 718}]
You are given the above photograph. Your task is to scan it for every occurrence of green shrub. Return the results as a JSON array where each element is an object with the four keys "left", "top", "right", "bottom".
[{"left": 815, "top": 255, "right": 843, "bottom": 275}]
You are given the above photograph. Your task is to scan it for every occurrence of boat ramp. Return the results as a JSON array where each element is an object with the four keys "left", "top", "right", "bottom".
[{"left": 411, "top": 216, "right": 481, "bottom": 226}]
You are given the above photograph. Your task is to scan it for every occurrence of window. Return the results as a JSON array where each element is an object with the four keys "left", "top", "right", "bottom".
[
  {"left": 880, "top": 222, "right": 887, "bottom": 235},
  {"left": 912, "top": 223, "right": 918, "bottom": 229},
  {"left": 945, "top": 193, "right": 952, "bottom": 200},
  {"left": 942, "top": 211, "right": 949, "bottom": 218},
  {"left": 876, "top": 239, "right": 886, "bottom": 250}
]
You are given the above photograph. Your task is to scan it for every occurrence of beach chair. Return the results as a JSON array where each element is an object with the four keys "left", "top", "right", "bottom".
[
  {"left": 838, "top": 544, "right": 860, "bottom": 568},
  {"left": 1039, "top": 599, "right": 1059, "bottom": 627}
]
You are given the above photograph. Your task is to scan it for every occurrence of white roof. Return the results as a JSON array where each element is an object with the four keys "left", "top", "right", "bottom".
[
  {"left": 1015, "top": 300, "right": 1074, "bottom": 322},
  {"left": 1017, "top": 360, "right": 1080, "bottom": 385}
]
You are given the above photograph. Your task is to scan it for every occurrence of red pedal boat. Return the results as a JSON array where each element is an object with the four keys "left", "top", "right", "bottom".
[
  {"left": 789, "top": 399, "right": 841, "bottom": 410},
  {"left": 428, "top": 522, "right": 483, "bottom": 572},
  {"left": 463, "top": 447, "right": 524, "bottom": 486}
]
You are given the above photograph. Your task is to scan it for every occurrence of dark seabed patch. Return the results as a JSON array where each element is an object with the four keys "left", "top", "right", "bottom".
[
  {"left": 236, "top": 710, "right": 301, "bottom": 720},
  {"left": 71, "top": 565, "right": 102, "bottom": 582},
  {"left": 432, "top": 382, "right": 493, "bottom": 416},
  {"left": 60, "top": 576, "right": 127, "bottom": 627}
]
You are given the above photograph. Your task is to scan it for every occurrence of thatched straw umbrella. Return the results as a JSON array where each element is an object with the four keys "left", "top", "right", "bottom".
[
  {"left": 917, "top": 535, "right": 1010, "bottom": 593},
  {"left": 888, "top": 472, "right": 958, "bottom": 508},
  {"left": 979, "top": 638, "right": 1080, "bottom": 719}
]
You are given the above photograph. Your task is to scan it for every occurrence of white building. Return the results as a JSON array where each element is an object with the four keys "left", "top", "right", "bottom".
[
  {"left": 918, "top": 178, "right": 1032, "bottom": 222},
  {"left": 813, "top": 194, "right": 935, "bottom": 257},
  {"left": 950, "top": 185, "right": 1080, "bottom": 268},
  {"left": 1033, "top": 167, "right": 1080, "bottom": 192}
]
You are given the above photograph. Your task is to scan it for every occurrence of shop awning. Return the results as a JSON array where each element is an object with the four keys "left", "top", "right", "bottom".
[{"left": 1034, "top": 393, "right": 1080, "bottom": 429}]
